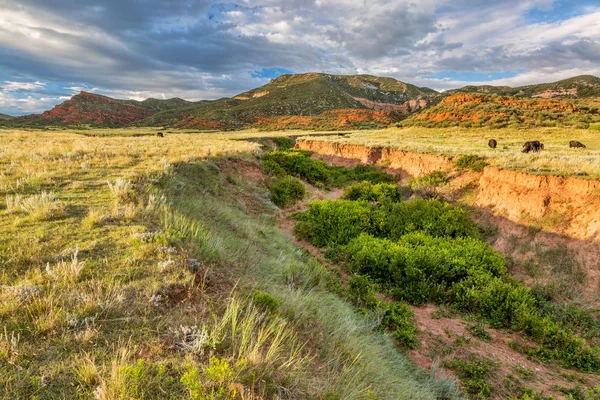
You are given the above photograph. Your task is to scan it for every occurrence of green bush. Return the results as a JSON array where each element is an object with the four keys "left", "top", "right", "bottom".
[
  {"left": 348, "top": 274, "right": 379, "bottom": 309},
  {"left": 454, "top": 155, "right": 489, "bottom": 172},
  {"left": 293, "top": 200, "right": 373, "bottom": 247},
  {"left": 345, "top": 233, "right": 505, "bottom": 304},
  {"left": 330, "top": 164, "right": 397, "bottom": 187},
  {"left": 270, "top": 177, "right": 306, "bottom": 208},
  {"left": 448, "top": 358, "right": 494, "bottom": 398},
  {"left": 272, "top": 136, "right": 296, "bottom": 151},
  {"left": 263, "top": 150, "right": 396, "bottom": 188},
  {"left": 263, "top": 150, "right": 332, "bottom": 186},
  {"left": 373, "top": 199, "right": 480, "bottom": 239},
  {"left": 342, "top": 181, "right": 403, "bottom": 203},
  {"left": 262, "top": 159, "right": 287, "bottom": 177},
  {"left": 250, "top": 289, "right": 281, "bottom": 313},
  {"left": 381, "top": 302, "right": 418, "bottom": 349}
]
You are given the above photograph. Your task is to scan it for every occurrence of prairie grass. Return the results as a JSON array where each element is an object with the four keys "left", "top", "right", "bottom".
[
  {"left": 300, "top": 126, "right": 600, "bottom": 178},
  {"left": 0, "top": 128, "right": 458, "bottom": 399}
]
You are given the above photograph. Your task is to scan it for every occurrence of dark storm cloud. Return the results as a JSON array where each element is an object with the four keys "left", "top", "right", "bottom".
[{"left": 0, "top": 0, "right": 599, "bottom": 114}]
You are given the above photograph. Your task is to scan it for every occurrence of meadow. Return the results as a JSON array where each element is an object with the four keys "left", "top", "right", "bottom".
[
  {"left": 302, "top": 126, "right": 600, "bottom": 178},
  {"left": 0, "top": 128, "right": 458, "bottom": 399}
]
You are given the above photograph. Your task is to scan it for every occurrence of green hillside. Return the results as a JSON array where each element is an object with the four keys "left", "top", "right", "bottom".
[
  {"left": 140, "top": 73, "right": 439, "bottom": 128},
  {"left": 120, "top": 97, "right": 195, "bottom": 112},
  {"left": 0, "top": 113, "right": 13, "bottom": 120},
  {"left": 446, "top": 75, "right": 600, "bottom": 98}
]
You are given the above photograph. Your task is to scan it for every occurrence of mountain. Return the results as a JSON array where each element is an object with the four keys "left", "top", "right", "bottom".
[
  {"left": 120, "top": 97, "right": 195, "bottom": 112},
  {"left": 0, "top": 113, "right": 13, "bottom": 120},
  {"left": 403, "top": 93, "right": 600, "bottom": 129},
  {"left": 10, "top": 92, "right": 196, "bottom": 127},
  {"left": 140, "top": 73, "right": 439, "bottom": 129},
  {"left": 446, "top": 75, "right": 600, "bottom": 98}
]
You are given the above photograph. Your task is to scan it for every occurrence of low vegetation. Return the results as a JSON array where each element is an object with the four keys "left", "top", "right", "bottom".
[
  {"left": 301, "top": 126, "right": 600, "bottom": 179},
  {"left": 292, "top": 183, "right": 600, "bottom": 379},
  {"left": 0, "top": 129, "right": 460, "bottom": 399}
]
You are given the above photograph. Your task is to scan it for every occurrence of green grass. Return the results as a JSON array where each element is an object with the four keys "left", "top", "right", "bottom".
[
  {"left": 0, "top": 129, "right": 461, "bottom": 399},
  {"left": 299, "top": 126, "right": 600, "bottom": 179}
]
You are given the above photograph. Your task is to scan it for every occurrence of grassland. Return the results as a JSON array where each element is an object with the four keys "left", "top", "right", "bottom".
[
  {"left": 302, "top": 126, "right": 600, "bottom": 178},
  {"left": 0, "top": 128, "right": 459, "bottom": 399}
]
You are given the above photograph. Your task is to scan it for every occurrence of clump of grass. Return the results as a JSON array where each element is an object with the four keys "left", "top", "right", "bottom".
[
  {"left": 5, "top": 191, "right": 66, "bottom": 220},
  {"left": 46, "top": 247, "right": 85, "bottom": 283},
  {"left": 454, "top": 155, "right": 489, "bottom": 172},
  {"left": 107, "top": 178, "right": 134, "bottom": 204},
  {"left": 407, "top": 171, "right": 448, "bottom": 197}
]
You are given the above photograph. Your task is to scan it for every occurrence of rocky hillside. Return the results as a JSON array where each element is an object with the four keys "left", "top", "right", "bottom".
[
  {"left": 9, "top": 92, "right": 196, "bottom": 127},
  {"left": 403, "top": 93, "right": 600, "bottom": 128},
  {"left": 446, "top": 75, "right": 600, "bottom": 98},
  {"left": 139, "top": 73, "right": 438, "bottom": 129}
]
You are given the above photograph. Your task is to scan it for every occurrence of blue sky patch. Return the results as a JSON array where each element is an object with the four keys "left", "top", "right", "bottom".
[
  {"left": 525, "top": 0, "right": 600, "bottom": 23},
  {"left": 251, "top": 68, "right": 294, "bottom": 79},
  {"left": 424, "top": 70, "right": 524, "bottom": 82}
]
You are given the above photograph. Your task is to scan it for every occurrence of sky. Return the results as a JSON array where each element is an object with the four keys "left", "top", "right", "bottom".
[{"left": 0, "top": 0, "right": 599, "bottom": 115}]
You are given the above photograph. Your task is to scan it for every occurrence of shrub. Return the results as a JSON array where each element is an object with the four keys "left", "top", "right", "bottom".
[
  {"left": 348, "top": 274, "right": 380, "bottom": 309},
  {"left": 330, "top": 164, "right": 397, "bottom": 186},
  {"left": 373, "top": 199, "right": 479, "bottom": 239},
  {"left": 345, "top": 233, "right": 505, "bottom": 305},
  {"left": 448, "top": 357, "right": 494, "bottom": 398},
  {"left": 261, "top": 159, "right": 286, "bottom": 177},
  {"left": 381, "top": 302, "right": 418, "bottom": 349},
  {"left": 454, "top": 155, "right": 489, "bottom": 172},
  {"left": 263, "top": 151, "right": 331, "bottom": 186},
  {"left": 272, "top": 136, "right": 295, "bottom": 151},
  {"left": 293, "top": 200, "right": 373, "bottom": 247},
  {"left": 270, "top": 177, "right": 306, "bottom": 208},
  {"left": 250, "top": 289, "right": 281, "bottom": 313},
  {"left": 342, "top": 181, "right": 403, "bottom": 203}
]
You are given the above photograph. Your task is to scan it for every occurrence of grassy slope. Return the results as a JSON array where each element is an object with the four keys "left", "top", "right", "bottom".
[
  {"left": 446, "top": 75, "right": 600, "bottom": 98},
  {"left": 140, "top": 73, "right": 439, "bottom": 128},
  {"left": 0, "top": 129, "right": 458, "bottom": 399},
  {"left": 0, "top": 113, "right": 13, "bottom": 120}
]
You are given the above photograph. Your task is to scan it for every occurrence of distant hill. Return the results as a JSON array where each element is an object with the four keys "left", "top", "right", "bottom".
[
  {"left": 446, "top": 75, "right": 600, "bottom": 98},
  {"left": 140, "top": 73, "right": 439, "bottom": 129},
  {"left": 9, "top": 92, "right": 197, "bottom": 127},
  {"left": 403, "top": 93, "right": 600, "bottom": 129},
  {"left": 120, "top": 97, "right": 195, "bottom": 112},
  {"left": 0, "top": 113, "right": 13, "bottom": 120}
]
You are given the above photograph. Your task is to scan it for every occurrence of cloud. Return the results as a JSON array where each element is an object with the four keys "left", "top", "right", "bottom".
[{"left": 0, "top": 0, "right": 599, "bottom": 113}]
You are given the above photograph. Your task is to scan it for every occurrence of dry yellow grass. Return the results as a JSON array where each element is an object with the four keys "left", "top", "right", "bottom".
[{"left": 300, "top": 126, "right": 600, "bottom": 178}]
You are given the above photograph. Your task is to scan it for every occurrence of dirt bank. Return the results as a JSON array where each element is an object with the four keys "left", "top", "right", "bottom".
[{"left": 296, "top": 138, "right": 600, "bottom": 302}]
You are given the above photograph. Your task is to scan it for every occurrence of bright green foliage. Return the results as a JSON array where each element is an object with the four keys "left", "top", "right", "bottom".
[
  {"left": 261, "top": 159, "right": 287, "bottom": 177},
  {"left": 448, "top": 358, "right": 495, "bottom": 398},
  {"left": 454, "top": 155, "right": 489, "bottom": 172},
  {"left": 342, "top": 181, "right": 403, "bottom": 203},
  {"left": 250, "top": 289, "right": 281, "bottom": 313},
  {"left": 121, "top": 360, "right": 182, "bottom": 399},
  {"left": 381, "top": 302, "right": 418, "bottom": 349},
  {"left": 373, "top": 199, "right": 480, "bottom": 239},
  {"left": 263, "top": 150, "right": 397, "bottom": 188},
  {"left": 269, "top": 177, "right": 306, "bottom": 208},
  {"left": 272, "top": 136, "right": 296, "bottom": 151},
  {"left": 263, "top": 150, "right": 331, "bottom": 186},
  {"left": 348, "top": 274, "right": 380, "bottom": 309},
  {"left": 345, "top": 233, "right": 505, "bottom": 304},
  {"left": 407, "top": 171, "right": 448, "bottom": 196},
  {"left": 330, "top": 164, "right": 398, "bottom": 186},
  {"left": 293, "top": 200, "right": 373, "bottom": 247}
]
